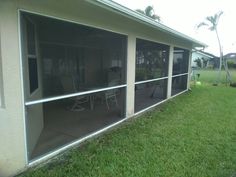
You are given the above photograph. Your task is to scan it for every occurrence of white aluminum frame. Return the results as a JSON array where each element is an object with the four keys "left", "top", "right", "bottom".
[
  {"left": 134, "top": 99, "right": 167, "bottom": 116},
  {"left": 25, "top": 84, "right": 127, "bottom": 106},
  {"left": 170, "top": 89, "right": 188, "bottom": 99},
  {"left": 29, "top": 114, "right": 128, "bottom": 165},
  {"left": 172, "top": 72, "right": 188, "bottom": 78},
  {"left": 134, "top": 77, "right": 169, "bottom": 113},
  {"left": 134, "top": 38, "right": 173, "bottom": 114},
  {"left": 171, "top": 47, "right": 190, "bottom": 97},
  {"left": 135, "top": 76, "right": 168, "bottom": 85},
  {"left": 19, "top": 9, "right": 129, "bottom": 37},
  {"left": 134, "top": 88, "right": 188, "bottom": 116},
  {"left": 18, "top": 9, "right": 29, "bottom": 164},
  {"left": 19, "top": 9, "right": 129, "bottom": 164},
  {"left": 17, "top": 6, "right": 193, "bottom": 167}
]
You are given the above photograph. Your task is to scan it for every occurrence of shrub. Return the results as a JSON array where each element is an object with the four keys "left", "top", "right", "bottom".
[{"left": 227, "top": 60, "right": 235, "bottom": 69}]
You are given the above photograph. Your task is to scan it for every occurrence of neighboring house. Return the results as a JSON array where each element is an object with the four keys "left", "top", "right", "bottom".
[
  {"left": 0, "top": 1, "right": 206, "bottom": 176},
  {"left": 191, "top": 51, "right": 215, "bottom": 68},
  {"left": 224, "top": 53, "right": 236, "bottom": 68},
  {"left": 224, "top": 53, "right": 236, "bottom": 62}
]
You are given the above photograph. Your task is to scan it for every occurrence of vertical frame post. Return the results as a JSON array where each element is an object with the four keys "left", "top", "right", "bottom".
[
  {"left": 126, "top": 35, "right": 136, "bottom": 117},
  {"left": 167, "top": 45, "right": 174, "bottom": 98}
]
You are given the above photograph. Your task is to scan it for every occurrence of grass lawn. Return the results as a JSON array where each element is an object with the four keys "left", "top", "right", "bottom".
[
  {"left": 19, "top": 71, "right": 236, "bottom": 177},
  {"left": 195, "top": 69, "right": 236, "bottom": 84}
]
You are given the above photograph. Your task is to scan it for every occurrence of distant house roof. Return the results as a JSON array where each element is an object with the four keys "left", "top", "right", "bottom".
[
  {"left": 193, "top": 50, "right": 216, "bottom": 58},
  {"left": 224, "top": 53, "right": 236, "bottom": 60},
  {"left": 88, "top": 0, "right": 207, "bottom": 48}
]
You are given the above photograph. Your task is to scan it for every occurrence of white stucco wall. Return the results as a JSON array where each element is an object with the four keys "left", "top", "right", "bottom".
[
  {"left": 0, "top": 1, "right": 194, "bottom": 176},
  {"left": 0, "top": 2, "right": 27, "bottom": 177}
]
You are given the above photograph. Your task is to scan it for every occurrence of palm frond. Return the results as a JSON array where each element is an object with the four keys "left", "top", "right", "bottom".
[
  {"left": 209, "top": 26, "right": 215, "bottom": 31},
  {"left": 137, "top": 5, "right": 161, "bottom": 22},
  {"left": 206, "top": 16, "right": 216, "bottom": 25},
  {"left": 215, "top": 11, "right": 223, "bottom": 25},
  {"left": 145, "top": 6, "right": 154, "bottom": 17},
  {"left": 197, "top": 22, "right": 209, "bottom": 29}
]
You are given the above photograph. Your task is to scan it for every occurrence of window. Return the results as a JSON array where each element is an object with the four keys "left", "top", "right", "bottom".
[
  {"left": 135, "top": 38, "right": 169, "bottom": 113},
  {"left": 28, "top": 57, "right": 38, "bottom": 93},
  {"left": 26, "top": 18, "right": 39, "bottom": 94},
  {"left": 171, "top": 47, "right": 189, "bottom": 96},
  {"left": 24, "top": 14, "right": 127, "bottom": 101}
]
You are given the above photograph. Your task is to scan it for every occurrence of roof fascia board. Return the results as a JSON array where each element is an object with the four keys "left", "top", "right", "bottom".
[
  {"left": 195, "top": 51, "right": 214, "bottom": 58},
  {"left": 87, "top": 0, "right": 207, "bottom": 47}
]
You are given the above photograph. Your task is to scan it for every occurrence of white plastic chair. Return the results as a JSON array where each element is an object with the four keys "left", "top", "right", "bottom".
[{"left": 61, "top": 75, "right": 89, "bottom": 111}]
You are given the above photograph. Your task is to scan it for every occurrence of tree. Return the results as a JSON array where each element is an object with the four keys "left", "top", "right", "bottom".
[
  {"left": 136, "top": 6, "right": 161, "bottom": 22},
  {"left": 202, "top": 57, "right": 208, "bottom": 68},
  {"left": 194, "top": 58, "right": 202, "bottom": 68},
  {"left": 197, "top": 11, "right": 231, "bottom": 85}
]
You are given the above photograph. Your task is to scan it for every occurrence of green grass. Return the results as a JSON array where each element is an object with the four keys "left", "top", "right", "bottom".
[
  {"left": 195, "top": 69, "right": 236, "bottom": 84},
  {"left": 19, "top": 71, "right": 236, "bottom": 177}
]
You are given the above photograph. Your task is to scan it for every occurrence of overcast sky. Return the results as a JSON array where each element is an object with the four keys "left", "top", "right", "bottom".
[{"left": 113, "top": 0, "right": 236, "bottom": 56}]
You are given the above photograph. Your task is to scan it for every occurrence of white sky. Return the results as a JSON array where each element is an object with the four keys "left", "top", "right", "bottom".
[{"left": 113, "top": 0, "right": 236, "bottom": 56}]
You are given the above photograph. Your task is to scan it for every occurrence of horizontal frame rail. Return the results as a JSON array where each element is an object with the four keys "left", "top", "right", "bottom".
[
  {"left": 25, "top": 84, "right": 127, "bottom": 106},
  {"left": 135, "top": 76, "right": 168, "bottom": 85},
  {"left": 172, "top": 73, "right": 188, "bottom": 78}
]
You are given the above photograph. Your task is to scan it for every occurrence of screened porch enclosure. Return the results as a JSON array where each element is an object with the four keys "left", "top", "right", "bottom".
[
  {"left": 28, "top": 89, "right": 126, "bottom": 159},
  {"left": 21, "top": 11, "right": 191, "bottom": 162},
  {"left": 135, "top": 38, "right": 169, "bottom": 113},
  {"left": 171, "top": 48, "right": 189, "bottom": 96},
  {"left": 21, "top": 12, "right": 127, "bottom": 160}
]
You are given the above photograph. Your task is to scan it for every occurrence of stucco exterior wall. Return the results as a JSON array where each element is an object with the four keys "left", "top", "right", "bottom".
[
  {"left": 0, "top": 1, "right": 193, "bottom": 176},
  {"left": 0, "top": 2, "right": 27, "bottom": 177}
]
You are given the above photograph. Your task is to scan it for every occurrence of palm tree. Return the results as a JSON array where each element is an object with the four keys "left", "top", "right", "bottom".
[
  {"left": 136, "top": 6, "right": 161, "bottom": 22},
  {"left": 197, "top": 11, "right": 231, "bottom": 85}
]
